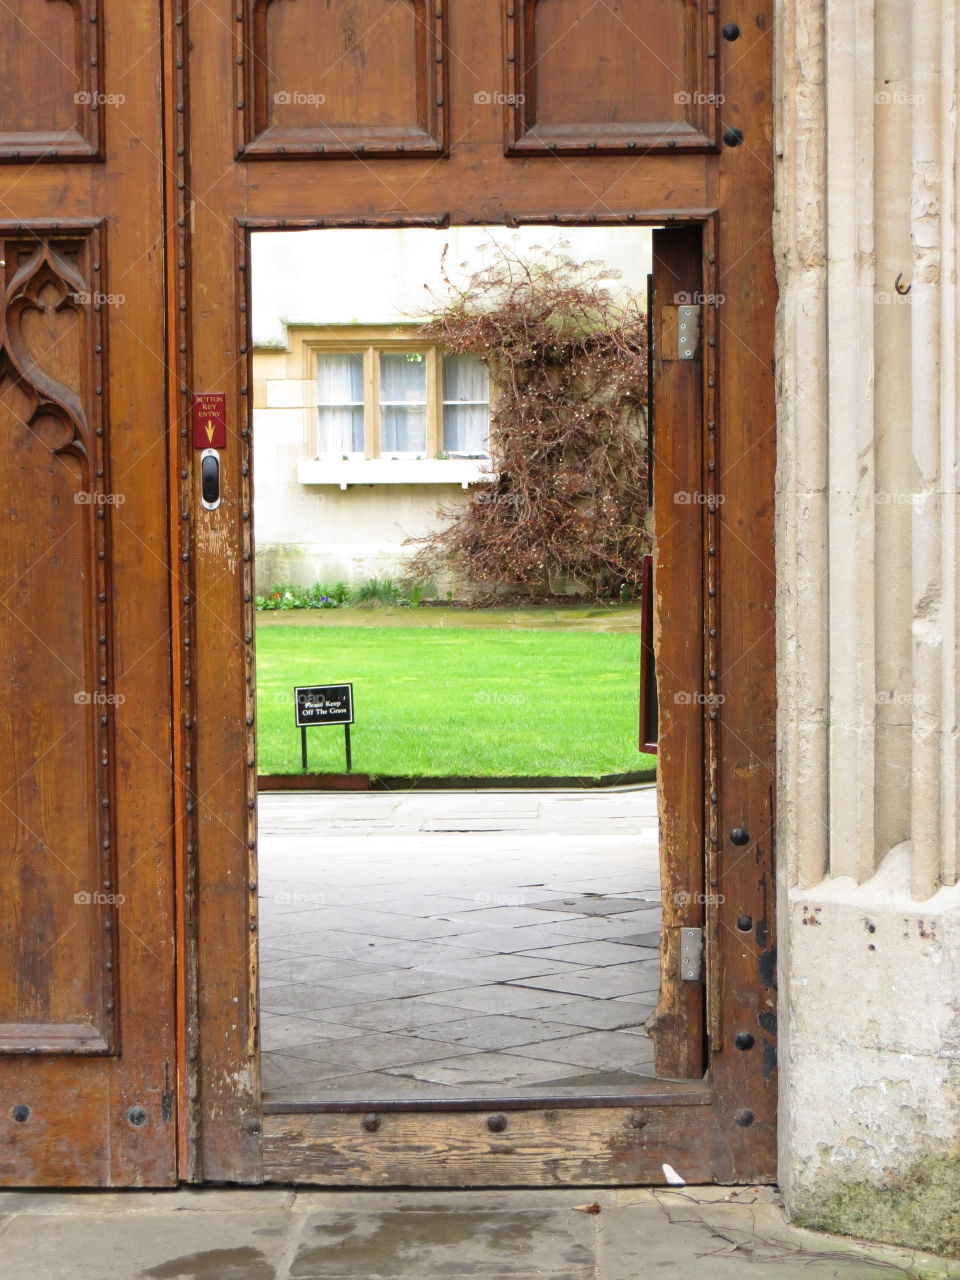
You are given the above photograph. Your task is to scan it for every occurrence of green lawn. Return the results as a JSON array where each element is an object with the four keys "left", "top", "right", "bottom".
[{"left": 256, "top": 620, "right": 656, "bottom": 779}]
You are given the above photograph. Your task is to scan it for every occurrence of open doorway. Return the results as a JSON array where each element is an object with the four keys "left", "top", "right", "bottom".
[
  {"left": 249, "top": 224, "right": 701, "bottom": 1111},
  {"left": 252, "top": 226, "right": 655, "bottom": 788}
]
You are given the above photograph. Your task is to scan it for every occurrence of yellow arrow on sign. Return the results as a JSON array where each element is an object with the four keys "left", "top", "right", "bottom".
[{"left": 205, "top": 419, "right": 216, "bottom": 444}]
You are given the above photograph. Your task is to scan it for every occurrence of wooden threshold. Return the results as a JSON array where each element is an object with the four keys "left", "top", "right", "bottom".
[{"left": 260, "top": 1087, "right": 768, "bottom": 1187}]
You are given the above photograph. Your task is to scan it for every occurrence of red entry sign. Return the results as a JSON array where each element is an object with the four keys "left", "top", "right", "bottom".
[{"left": 192, "top": 392, "right": 227, "bottom": 449}]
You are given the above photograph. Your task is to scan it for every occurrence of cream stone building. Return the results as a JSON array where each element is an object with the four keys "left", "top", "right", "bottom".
[{"left": 251, "top": 226, "right": 652, "bottom": 593}]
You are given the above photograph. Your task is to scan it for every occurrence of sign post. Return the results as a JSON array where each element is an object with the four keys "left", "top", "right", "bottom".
[{"left": 294, "top": 683, "right": 354, "bottom": 773}]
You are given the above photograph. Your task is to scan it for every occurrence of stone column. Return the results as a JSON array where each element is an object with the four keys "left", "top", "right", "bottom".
[{"left": 775, "top": 0, "right": 960, "bottom": 1233}]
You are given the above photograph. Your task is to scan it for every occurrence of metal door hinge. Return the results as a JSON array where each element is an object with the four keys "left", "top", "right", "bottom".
[
  {"left": 661, "top": 304, "right": 702, "bottom": 360},
  {"left": 680, "top": 927, "right": 704, "bottom": 980}
]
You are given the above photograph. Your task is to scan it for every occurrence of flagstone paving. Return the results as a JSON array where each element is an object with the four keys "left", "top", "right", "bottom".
[
  {"left": 258, "top": 786, "right": 665, "bottom": 1101},
  {"left": 2, "top": 1186, "right": 954, "bottom": 1280}
]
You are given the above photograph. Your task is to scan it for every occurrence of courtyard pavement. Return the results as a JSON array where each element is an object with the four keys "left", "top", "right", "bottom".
[
  {"left": 259, "top": 788, "right": 664, "bottom": 1102},
  {"left": 1, "top": 1185, "right": 956, "bottom": 1279}
]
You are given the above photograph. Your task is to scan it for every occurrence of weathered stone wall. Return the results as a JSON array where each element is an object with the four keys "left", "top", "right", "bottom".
[{"left": 776, "top": 0, "right": 960, "bottom": 1242}]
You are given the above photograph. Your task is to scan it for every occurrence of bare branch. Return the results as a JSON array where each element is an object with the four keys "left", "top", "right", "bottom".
[{"left": 408, "top": 244, "right": 650, "bottom": 603}]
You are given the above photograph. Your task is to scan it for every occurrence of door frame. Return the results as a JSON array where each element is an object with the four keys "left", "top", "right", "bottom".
[{"left": 178, "top": 211, "right": 776, "bottom": 1187}]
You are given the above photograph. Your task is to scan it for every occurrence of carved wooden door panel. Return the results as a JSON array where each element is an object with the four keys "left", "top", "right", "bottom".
[
  {"left": 182, "top": 0, "right": 777, "bottom": 1186},
  {"left": 0, "top": 3, "right": 177, "bottom": 1185}
]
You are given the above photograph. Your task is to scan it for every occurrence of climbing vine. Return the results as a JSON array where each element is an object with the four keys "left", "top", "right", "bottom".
[{"left": 410, "top": 244, "right": 650, "bottom": 601}]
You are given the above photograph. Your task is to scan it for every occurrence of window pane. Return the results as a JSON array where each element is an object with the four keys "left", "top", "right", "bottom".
[
  {"left": 443, "top": 354, "right": 489, "bottom": 453},
  {"left": 380, "top": 352, "right": 427, "bottom": 404},
  {"left": 443, "top": 353, "right": 488, "bottom": 403},
  {"left": 381, "top": 406, "right": 426, "bottom": 453},
  {"left": 317, "top": 352, "right": 363, "bottom": 404},
  {"left": 317, "top": 405, "right": 364, "bottom": 454},
  {"left": 443, "top": 404, "right": 488, "bottom": 454}
]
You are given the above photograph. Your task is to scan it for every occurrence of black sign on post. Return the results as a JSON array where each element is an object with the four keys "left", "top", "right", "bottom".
[{"left": 294, "top": 684, "right": 354, "bottom": 773}]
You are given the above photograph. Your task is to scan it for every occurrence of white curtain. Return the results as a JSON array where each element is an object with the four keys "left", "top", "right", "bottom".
[
  {"left": 316, "top": 352, "right": 364, "bottom": 454},
  {"left": 443, "top": 354, "right": 489, "bottom": 454},
  {"left": 380, "top": 352, "right": 427, "bottom": 452}
]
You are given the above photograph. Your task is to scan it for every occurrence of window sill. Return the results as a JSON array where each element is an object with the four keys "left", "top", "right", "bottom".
[{"left": 297, "top": 458, "right": 493, "bottom": 490}]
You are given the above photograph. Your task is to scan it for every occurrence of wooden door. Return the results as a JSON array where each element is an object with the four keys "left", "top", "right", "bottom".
[
  {"left": 0, "top": 4, "right": 177, "bottom": 1185},
  {"left": 0, "top": 0, "right": 777, "bottom": 1188},
  {"left": 181, "top": 1, "right": 777, "bottom": 1185}
]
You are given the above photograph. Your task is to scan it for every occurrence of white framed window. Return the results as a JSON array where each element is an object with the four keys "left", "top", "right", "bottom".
[{"left": 307, "top": 328, "right": 491, "bottom": 461}]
